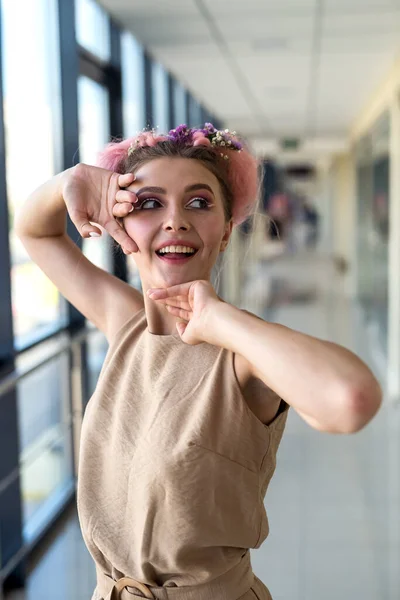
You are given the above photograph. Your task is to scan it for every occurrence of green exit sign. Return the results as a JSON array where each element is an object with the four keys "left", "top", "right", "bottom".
[{"left": 281, "top": 138, "right": 301, "bottom": 150}]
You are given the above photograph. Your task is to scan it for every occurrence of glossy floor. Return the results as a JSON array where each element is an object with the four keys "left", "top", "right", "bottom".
[{"left": 6, "top": 249, "right": 399, "bottom": 600}]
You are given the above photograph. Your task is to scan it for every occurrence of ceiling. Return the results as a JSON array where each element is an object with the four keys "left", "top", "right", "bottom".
[{"left": 98, "top": 0, "right": 400, "bottom": 161}]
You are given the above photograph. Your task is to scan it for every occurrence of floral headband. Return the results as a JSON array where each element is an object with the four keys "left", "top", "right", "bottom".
[{"left": 127, "top": 123, "right": 243, "bottom": 160}]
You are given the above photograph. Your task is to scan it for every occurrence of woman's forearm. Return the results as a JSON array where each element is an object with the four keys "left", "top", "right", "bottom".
[
  {"left": 206, "top": 302, "right": 382, "bottom": 433},
  {"left": 14, "top": 170, "right": 70, "bottom": 238}
]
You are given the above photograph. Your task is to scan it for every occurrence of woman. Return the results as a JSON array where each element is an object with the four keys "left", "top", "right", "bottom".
[{"left": 15, "top": 124, "right": 382, "bottom": 600}]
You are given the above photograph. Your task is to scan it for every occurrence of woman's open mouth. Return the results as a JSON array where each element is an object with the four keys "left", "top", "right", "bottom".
[{"left": 155, "top": 247, "right": 198, "bottom": 264}]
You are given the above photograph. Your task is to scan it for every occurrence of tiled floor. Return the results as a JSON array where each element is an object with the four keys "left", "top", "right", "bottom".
[
  {"left": 244, "top": 250, "right": 399, "bottom": 600},
  {"left": 6, "top": 249, "right": 399, "bottom": 600}
]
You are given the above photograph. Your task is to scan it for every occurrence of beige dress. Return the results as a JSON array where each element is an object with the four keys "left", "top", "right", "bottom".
[{"left": 77, "top": 309, "right": 289, "bottom": 600}]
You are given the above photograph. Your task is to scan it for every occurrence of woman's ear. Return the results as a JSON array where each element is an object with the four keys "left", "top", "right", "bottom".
[{"left": 220, "top": 219, "right": 233, "bottom": 251}]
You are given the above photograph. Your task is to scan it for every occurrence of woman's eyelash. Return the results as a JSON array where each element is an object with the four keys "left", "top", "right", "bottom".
[
  {"left": 189, "top": 197, "right": 213, "bottom": 208},
  {"left": 136, "top": 197, "right": 213, "bottom": 209}
]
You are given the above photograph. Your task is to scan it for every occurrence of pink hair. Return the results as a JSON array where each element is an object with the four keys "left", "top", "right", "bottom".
[
  {"left": 97, "top": 130, "right": 259, "bottom": 226},
  {"left": 224, "top": 137, "right": 259, "bottom": 225}
]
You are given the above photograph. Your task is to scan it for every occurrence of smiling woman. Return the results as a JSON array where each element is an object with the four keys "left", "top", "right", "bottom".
[
  {"left": 94, "top": 126, "right": 258, "bottom": 337},
  {"left": 15, "top": 123, "right": 382, "bottom": 600}
]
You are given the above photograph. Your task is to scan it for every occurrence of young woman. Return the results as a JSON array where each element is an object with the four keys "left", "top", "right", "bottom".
[{"left": 15, "top": 124, "right": 382, "bottom": 600}]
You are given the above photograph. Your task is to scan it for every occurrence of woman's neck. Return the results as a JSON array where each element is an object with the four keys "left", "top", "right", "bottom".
[{"left": 142, "top": 294, "right": 179, "bottom": 335}]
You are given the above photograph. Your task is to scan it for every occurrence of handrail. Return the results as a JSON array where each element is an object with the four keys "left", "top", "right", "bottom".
[{"left": 0, "top": 325, "right": 95, "bottom": 399}]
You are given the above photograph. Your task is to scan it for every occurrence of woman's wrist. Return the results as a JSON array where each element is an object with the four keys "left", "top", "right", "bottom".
[{"left": 201, "top": 300, "right": 241, "bottom": 349}]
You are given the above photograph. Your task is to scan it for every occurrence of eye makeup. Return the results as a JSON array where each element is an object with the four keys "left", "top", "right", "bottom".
[{"left": 133, "top": 195, "right": 215, "bottom": 211}]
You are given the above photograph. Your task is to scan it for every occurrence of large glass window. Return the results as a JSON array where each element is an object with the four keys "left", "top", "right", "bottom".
[
  {"left": 121, "top": 31, "right": 145, "bottom": 137},
  {"left": 78, "top": 75, "right": 112, "bottom": 274},
  {"left": 121, "top": 33, "right": 146, "bottom": 289},
  {"left": 121, "top": 32, "right": 146, "bottom": 289},
  {"left": 172, "top": 80, "right": 187, "bottom": 127},
  {"left": 1, "top": 0, "right": 65, "bottom": 350},
  {"left": 16, "top": 347, "right": 74, "bottom": 543},
  {"left": 75, "top": 0, "right": 110, "bottom": 61},
  {"left": 188, "top": 96, "right": 202, "bottom": 127},
  {"left": 151, "top": 61, "right": 169, "bottom": 133},
  {"left": 356, "top": 113, "right": 390, "bottom": 354}
]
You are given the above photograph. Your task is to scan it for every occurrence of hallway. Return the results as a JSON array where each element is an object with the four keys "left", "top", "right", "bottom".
[
  {"left": 6, "top": 250, "right": 398, "bottom": 600},
  {"left": 244, "top": 249, "right": 399, "bottom": 600}
]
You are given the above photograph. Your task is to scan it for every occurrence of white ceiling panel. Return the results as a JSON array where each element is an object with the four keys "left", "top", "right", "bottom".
[
  {"left": 118, "top": 15, "right": 211, "bottom": 46},
  {"left": 98, "top": 0, "right": 198, "bottom": 16},
  {"left": 149, "top": 42, "right": 220, "bottom": 61},
  {"left": 211, "top": 14, "right": 315, "bottom": 38},
  {"left": 323, "top": 12, "right": 400, "bottom": 35},
  {"left": 324, "top": 0, "right": 399, "bottom": 10},
  {"left": 321, "top": 34, "right": 399, "bottom": 55},
  {"left": 227, "top": 38, "right": 314, "bottom": 58},
  {"left": 235, "top": 56, "right": 311, "bottom": 82},
  {"left": 204, "top": 0, "right": 317, "bottom": 12}
]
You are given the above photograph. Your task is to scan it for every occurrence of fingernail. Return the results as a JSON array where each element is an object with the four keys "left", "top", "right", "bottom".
[
  {"left": 89, "top": 232, "right": 101, "bottom": 237},
  {"left": 129, "top": 206, "right": 134, "bottom": 213}
]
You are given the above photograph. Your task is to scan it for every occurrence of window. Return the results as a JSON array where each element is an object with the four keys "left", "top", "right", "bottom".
[
  {"left": 16, "top": 346, "right": 74, "bottom": 544},
  {"left": 172, "top": 80, "right": 187, "bottom": 127},
  {"left": 188, "top": 95, "right": 202, "bottom": 127},
  {"left": 356, "top": 113, "right": 390, "bottom": 355},
  {"left": 151, "top": 61, "right": 169, "bottom": 132},
  {"left": 78, "top": 75, "right": 113, "bottom": 274},
  {"left": 1, "top": 0, "right": 65, "bottom": 350},
  {"left": 75, "top": 0, "right": 110, "bottom": 61},
  {"left": 121, "top": 31, "right": 145, "bottom": 137}
]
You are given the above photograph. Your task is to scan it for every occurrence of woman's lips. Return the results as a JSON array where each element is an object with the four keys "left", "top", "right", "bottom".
[{"left": 156, "top": 251, "right": 197, "bottom": 264}]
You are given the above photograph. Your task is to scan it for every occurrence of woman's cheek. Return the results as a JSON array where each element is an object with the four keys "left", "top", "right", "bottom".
[
  {"left": 124, "top": 219, "right": 150, "bottom": 248},
  {"left": 201, "top": 218, "right": 225, "bottom": 250}
]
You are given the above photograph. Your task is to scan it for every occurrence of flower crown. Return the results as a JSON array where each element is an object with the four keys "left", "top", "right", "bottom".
[{"left": 127, "top": 123, "right": 243, "bottom": 160}]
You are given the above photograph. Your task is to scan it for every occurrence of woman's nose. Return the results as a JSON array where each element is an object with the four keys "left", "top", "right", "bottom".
[{"left": 163, "top": 209, "right": 191, "bottom": 232}]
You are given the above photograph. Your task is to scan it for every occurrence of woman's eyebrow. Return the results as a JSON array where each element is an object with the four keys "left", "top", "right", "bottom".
[
  {"left": 136, "top": 186, "right": 166, "bottom": 195},
  {"left": 136, "top": 184, "right": 215, "bottom": 195},
  {"left": 184, "top": 183, "right": 214, "bottom": 194}
]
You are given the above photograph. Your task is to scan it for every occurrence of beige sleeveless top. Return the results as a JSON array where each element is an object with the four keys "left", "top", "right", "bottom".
[{"left": 77, "top": 308, "right": 289, "bottom": 589}]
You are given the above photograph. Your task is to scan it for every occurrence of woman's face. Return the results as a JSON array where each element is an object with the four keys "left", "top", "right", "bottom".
[{"left": 123, "top": 157, "right": 233, "bottom": 290}]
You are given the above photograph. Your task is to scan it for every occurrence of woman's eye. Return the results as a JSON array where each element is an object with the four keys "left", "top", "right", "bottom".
[
  {"left": 139, "top": 198, "right": 161, "bottom": 209},
  {"left": 188, "top": 197, "right": 211, "bottom": 209}
]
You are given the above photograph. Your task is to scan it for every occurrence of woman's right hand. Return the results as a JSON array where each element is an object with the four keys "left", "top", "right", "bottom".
[{"left": 62, "top": 163, "right": 139, "bottom": 254}]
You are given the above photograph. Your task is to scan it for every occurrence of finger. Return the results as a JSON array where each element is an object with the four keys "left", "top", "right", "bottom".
[
  {"left": 160, "top": 298, "right": 191, "bottom": 311},
  {"left": 104, "top": 219, "right": 138, "bottom": 253},
  {"left": 166, "top": 305, "right": 191, "bottom": 320},
  {"left": 147, "top": 289, "right": 188, "bottom": 305},
  {"left": 115, "top": 189, "right": 138, "bottom": 203},
  {"left": 112, "top": 202, "right": 135, "bottom": 218},
  {"left": 176, "top": 322, "right": 187, "bottom": 337},
  {"left": 118, "top": 173, "right": 136, "bottom": 188},
  {"left": 147, "top": 284, "right": 190, "bottom": 298},
  {"left": 70, "top": 208, "right": 103, "bottom": 238}
]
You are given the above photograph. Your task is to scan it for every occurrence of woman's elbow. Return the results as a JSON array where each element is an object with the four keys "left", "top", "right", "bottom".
[{"left": 340, "top": 379, "right": 383, "bottom": 434}]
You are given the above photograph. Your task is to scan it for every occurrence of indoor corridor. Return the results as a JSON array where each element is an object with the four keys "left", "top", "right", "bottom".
[{"left": 5, "top": 247, "right": 397, "bottom": 600}]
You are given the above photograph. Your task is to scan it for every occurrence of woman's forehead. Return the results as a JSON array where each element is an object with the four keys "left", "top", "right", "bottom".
[{"left": 134, "top": 157, "right": 219, "bottom": 190}]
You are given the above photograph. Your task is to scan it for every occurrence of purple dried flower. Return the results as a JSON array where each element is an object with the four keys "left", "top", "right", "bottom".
[
  {"left": 168, "top": 124, "right": 194, "bottom": 143},
  {"left": 204, "top": 122, "right": 216, "bottom": 133},
  {"left": 165, "top": 122, "right": 242, "bottom": 153}
]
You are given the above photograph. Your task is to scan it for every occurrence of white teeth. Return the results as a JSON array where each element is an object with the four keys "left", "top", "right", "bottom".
[{"left": 158, "top": 245, "right": 196, "bottom": 254}]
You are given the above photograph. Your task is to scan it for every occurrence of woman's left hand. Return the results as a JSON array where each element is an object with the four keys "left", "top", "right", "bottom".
[{"left": 147, "top": 280, "right": 222, "bottom": 345}]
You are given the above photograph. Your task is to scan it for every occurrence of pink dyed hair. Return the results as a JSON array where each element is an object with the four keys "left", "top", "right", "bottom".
[{"left": 97, "top": 129, "right": 259, "bottom": 226}]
